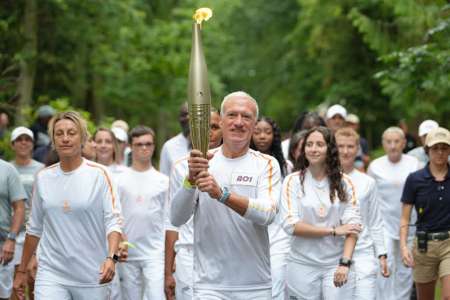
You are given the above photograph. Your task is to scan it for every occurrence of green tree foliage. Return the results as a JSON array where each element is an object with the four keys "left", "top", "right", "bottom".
[{"left": 1, "top": 0, "right": 449, "bottom": 154}]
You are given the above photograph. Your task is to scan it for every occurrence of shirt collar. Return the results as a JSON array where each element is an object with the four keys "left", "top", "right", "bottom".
[{"left": 424, "top": 163, "right": 450, "bottom": 180}]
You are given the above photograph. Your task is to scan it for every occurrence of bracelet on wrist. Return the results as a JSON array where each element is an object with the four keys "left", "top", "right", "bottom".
[
  {"left": 217, "top": 187, "right": 231, "bottom": 204},
  {"left": 183, "top": 177, "right": 196, "bottom": 190},
  {"left": 331, "top": 226, "right": 336, "bottom": 237},
  {"left": 378, "top": 254, "right": 388, "bottom": 259},
  {"left": 17, "top": 269, "right": 27, "bottom": 274}
]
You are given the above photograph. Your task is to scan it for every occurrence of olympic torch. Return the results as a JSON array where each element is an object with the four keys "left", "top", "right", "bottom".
[{"left": 188, "top": 8, "right": 213, "bottom": 158}]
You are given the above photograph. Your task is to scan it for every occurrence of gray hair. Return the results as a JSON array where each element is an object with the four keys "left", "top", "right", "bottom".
[
  {"left": 220, "top": 91, "right": 259, "bottom": 119},
  {"left": 382, "top": 126, "right": 405, "bottom": 140}
]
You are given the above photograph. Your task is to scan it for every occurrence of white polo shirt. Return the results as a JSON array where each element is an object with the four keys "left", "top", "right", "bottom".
[
  {"left": 28, "top": 159, "right": 122, "bottom": 286},
  {"left": 170, "top": 147, "right": 281, "bottom": 291},
  {"left": 280, "top": 170, "right": 361, "bottom": 267}
]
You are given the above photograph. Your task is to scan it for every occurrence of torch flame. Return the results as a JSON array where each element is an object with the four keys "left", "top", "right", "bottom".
[{"left": 193, "top": 7, "right": 213, "bottom": 25}]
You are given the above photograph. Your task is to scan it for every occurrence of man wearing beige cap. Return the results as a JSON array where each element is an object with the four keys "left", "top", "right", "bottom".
[
  {"left": 400, "top": 127, "right": 450, "bottom": 300},
  {"left": 408, "top": 120, "right": 446, "bottom": 167}
]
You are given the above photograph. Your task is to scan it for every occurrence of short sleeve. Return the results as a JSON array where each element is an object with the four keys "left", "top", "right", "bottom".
[
  {"left": 7, "top": 164, "right": 27, "bottom": 202},
  {"left": 401, "top": 173, "right": 416, "bottom": 204}
]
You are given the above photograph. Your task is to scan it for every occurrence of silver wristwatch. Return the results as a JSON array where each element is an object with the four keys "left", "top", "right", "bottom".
[{"left": 7, "top": 232, "right": 17, "bottom": 241}]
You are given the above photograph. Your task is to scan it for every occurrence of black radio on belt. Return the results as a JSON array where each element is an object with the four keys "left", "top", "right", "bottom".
[{"left": 416, "top": 231, "right": 428, "bottom": 253}]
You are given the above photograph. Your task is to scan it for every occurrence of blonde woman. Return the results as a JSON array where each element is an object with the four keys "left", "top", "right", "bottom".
[{"left": 13, "top": 111, "right": 122, "bottom": 300}]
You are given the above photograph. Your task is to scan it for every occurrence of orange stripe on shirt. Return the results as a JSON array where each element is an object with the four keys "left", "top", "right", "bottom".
[
  {"left": 248, "top": 150, "right": 276, "bottom": 212},
  {"left": 86, "top": 162, "right": 116, "bottom": 208},
  {"left": 342, "top": 174, "right": 357, "bottom": 206}
]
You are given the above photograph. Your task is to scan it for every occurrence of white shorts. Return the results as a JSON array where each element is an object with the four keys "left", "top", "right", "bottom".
[
  {"left": 193, "top": 288, "right": 272, "bottom": 300},
  {"left": 34, "top": 282, "right": 110, "bottom": 300},
  {"left": 0, "top": 262, "right": 15, "bottom": 298},
  {"left": 286, "top": 261, "right": 355, "bottom": 300},
  {"left": 119, "top": 259, "right": 164, "bottom": 300},
  {"left": 353, "top": 255, "right": 378, "bottom": 300}
]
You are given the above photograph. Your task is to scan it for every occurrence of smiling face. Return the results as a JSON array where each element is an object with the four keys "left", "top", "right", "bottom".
[
  {"left": 94, "top": 130, "right": 115, "bottom": 165},
  {"left": 252, "top": 119, "right": 274, "bottom": 154},
  {"left": 220, "top": 96, "right": 257, "bottom": 152},
  {"left": 53, "top": 119, "right": 82, "bottom": 159},
  {"left": 305, "top": 130, "right": 328, "bottom": 167}
]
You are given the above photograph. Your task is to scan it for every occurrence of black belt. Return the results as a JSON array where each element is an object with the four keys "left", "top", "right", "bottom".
[{"left": 426, "top": 231, "right": 450, "bottom": 241}]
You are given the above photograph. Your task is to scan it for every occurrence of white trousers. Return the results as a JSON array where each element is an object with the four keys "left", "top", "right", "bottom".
[
  {"left": 271, "top": 255, "right": 288, "bottom": 300},
  {"left": 175, "top": 278, "right": 193, "bottom": 300},
  {"left": 35, "top": 282, "right": 110, "bottom": 300},
  {"left": 376, "top": 236, "right": 413, "bottom": 300},
  {"left": 193, "top": 288, "right": 272, "bottom": 300},
  {"left": 110, "top": 267, "right": 122, "bottom": 300},
  {"left": 0, "top": 262, "right": 14, "bottom": 298},
  {"left": 175, "top": 248, "right": 193, "bottom": 300},
  {"left": 286, "top": 261, "right": 354, "bottom": 300},
  {"left": 353, "top": 255, "right": 378, "bottom": 300},
  {"left": 119, "top": 259, "right": 164, "bottom": 300}
]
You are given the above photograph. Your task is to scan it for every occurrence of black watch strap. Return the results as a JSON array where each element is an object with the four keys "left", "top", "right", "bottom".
[
  {"left": 378, "top": 254, "right": 388, "bottom": 259},
  {"left": 107, "top": 254, "right": 119, "bottom": 263},
  {"left": 339, "top": 257, "right": 352, "bottom": 267}
]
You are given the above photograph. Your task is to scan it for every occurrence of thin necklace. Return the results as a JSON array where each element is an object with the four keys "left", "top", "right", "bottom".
[{"left": 311, "top": 176, "right": 329, "bottom": 219}]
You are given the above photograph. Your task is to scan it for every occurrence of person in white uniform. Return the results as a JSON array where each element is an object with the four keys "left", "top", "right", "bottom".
[
  {"left": 94, "top": 127, "right": 128, "bottom": 179},
  {"left": 368, "top": 126, "right": 420, "bottom": 300},
  {"left": 335, "top": 127, "right": 389, "bottom": 300},
  {"left": 13, "top": 111, "right": 122, "bottom": 300},
  {"left": 0, "top": 159, "right": 26, "bottom": 300},
  {"left": 251, "top": 116, "right": 291, "bottom": 299},
  {"left": 159, "top": 103, "right": 191, "bottom": 176},
  {"left": 117, "top": 126, "right": 168, "bottom": 299},
  {"left": 10, "top": 126, "right": 44, "bottom": 299},
  {"left": 93, "top": 127, "right": 126, "bottom": 300},
  {"left": 280, "top": 126, "right": 361, "bottom": 300},
  {"left": 164, "top": 109, "right": 223, "bottom": 300},
  {"left": 170, "top": 91, "right": 281, "bottom": 299}
]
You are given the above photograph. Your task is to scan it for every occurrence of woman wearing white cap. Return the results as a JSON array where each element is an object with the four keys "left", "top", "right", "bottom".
[
  {"left": 400, "top": 127, "right": 450, "bottom": 300},
  {"left": 13, "top": 111, "right": 122, "bottom": 300},
  {"left": 280, "top": 126, "right": 361, "bottom": 300},
  {"left": 10, "top": 126, "right": 44, "bottom": 299}
]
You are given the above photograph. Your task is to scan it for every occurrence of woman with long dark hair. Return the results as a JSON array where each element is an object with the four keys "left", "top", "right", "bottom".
[
  {"left": 251, "top": 116, "right": 288, "bottom": 177},
  {"left": 280, "top": 126, "right": 361, "bottom": 299}
]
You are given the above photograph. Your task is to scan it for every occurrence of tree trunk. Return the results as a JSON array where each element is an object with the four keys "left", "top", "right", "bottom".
[{"left": 16, "top": 0, "right": 37, "bottom": 124}]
